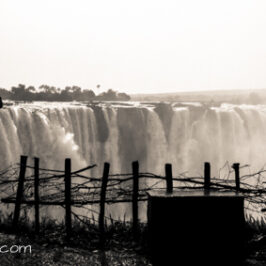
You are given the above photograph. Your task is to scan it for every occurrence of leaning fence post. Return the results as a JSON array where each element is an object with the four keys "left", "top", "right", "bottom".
[
  {"left": 12, "top": 155, "right": 28, "bottom": 230},
  {"left": 165, "top": 164, "right": 173, "bottom": 193},
  {"left": 99, "top": 162, "right": 110, "bottom": 247},
  {"left": 65, "top": 158, "right": 72, "bottom": 240},
  {"left": 34, "top": 157, "right": 40, "bottom": 235},
  {"left": 232, "top": 163, "right": 240, "bottom": 192},
  {"left": 204, "top": 162, "right": 211, "bottom": 194},
  {"left": 132, "top": 161, "right": 139, "bottom": 239}
]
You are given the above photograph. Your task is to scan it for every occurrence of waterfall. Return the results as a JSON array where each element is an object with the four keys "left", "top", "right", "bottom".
[{"left": 1, "top": 103, "right": 266, "bottom": 176}]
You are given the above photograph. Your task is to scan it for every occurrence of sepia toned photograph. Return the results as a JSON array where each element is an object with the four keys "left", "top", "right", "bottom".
[{"left": 0, "top": 0, "right": 266, "bottom": 265}]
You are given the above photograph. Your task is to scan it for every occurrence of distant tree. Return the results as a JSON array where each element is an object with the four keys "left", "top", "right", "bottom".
[
  {"left": 96, "top": 89, "right": 130, "bottom": 101},
  {"left": 71, "top": 86, "right": 82, "bottom": 100},
  {"left": 97, "top": 89, "right": 115, "bottom": 100},
  {"left": 117, "top": 92, "right": 131, "bottom": 101},
  {"left": 96, "top": 84, "right": 101, "bottom": 94},
  {"left": 60, "top": 87, "right": 72, "bottom": 101},
  {"left": 11, "top": 84, "right": 28, "bottom": 100},
  {"left": 82, "top": 89, "right": 95, "bottom": 100},
  {"left": 27, "top": 86, "right": 36, "bottom": 93},
  {"left": 11, "top": 84, "right": 25, "bottom": 94},
  {"left": 39, "top": 85, "right": 58, "bottom": 94},
  {"left": 0, "top": 88, "right": 13, "bottom": 99}
]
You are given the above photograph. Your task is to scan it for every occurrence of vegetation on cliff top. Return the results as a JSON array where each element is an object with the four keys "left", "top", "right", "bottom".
[{"left": 0, "top": 84, "right": 130, "bottom": 102}]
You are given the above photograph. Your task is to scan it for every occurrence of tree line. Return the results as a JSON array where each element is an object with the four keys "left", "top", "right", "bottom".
[{"left": 0, "top": 84, "right": 131, "bottom": 101}]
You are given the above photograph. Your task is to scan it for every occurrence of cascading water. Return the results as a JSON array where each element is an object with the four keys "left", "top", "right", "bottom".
[
  {"left": 0, "top": 102, "right": 265, "bottom": 221},
  {"left": 1, "top": 102, "right": 266, "bottom": 175}
]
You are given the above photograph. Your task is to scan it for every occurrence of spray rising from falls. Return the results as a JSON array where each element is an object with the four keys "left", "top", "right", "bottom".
[{"left": 1, "top": 102, "right": 266, "bottom": 177}]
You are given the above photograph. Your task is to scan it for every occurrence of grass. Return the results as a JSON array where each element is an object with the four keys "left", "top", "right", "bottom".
[
  {"left": 0, "top": 211, "right": 150, "bottom": 265},
  {"left": 0, "top": 209, "right": 149, "bottom": 252},
  {"left": 0, "top": 208, "right": 265, "bottom": 265}
]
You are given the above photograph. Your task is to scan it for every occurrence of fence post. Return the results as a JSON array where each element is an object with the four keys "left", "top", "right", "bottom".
[
  {"left": 99, "top": 162, "right": 110, "bottom": 247},
  {"left": 132, "top": 161, "right": 139, "bottom": 239},
  {"left": 65, "top": 158, "right": 72, "bottom": 240},
  {"left": 34, "top": 157, "right": 40, "bottom": 235},
  {"left": 232, "top": 163, "right": 240, "bottom": 192},
  {"left": 12, "top": 155, "right": 28, "bottom": 230},
  {"left": 165, "top": 164, "right": 173, "bottom": 193},
  {"left": 204, "top": 162, "right": 211, "bottom": 194}
]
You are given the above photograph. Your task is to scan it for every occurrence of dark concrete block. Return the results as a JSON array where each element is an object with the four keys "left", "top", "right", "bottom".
[{"left": 147, "top": 191, "right": 246, "bottom": 266}]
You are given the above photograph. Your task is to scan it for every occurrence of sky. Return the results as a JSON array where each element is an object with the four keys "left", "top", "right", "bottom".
[{"left": 1, "top": 0, "right": 266, "bottom": 94}]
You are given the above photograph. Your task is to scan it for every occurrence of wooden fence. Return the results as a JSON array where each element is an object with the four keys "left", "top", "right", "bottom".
[{"left": 0, "top": 155, "right": 264, "bottom": 245}]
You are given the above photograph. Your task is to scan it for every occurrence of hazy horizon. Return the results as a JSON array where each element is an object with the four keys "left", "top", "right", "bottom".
[{"left": 1, "top": 0, "right": 266, "bottom": 94}]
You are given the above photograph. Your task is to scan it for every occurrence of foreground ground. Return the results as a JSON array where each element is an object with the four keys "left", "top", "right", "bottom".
[
  {"left": 0, "top": 231, "right": 151, "bottom": 266},
  {"left": 0, "top": 232, "right": 266, "bottom": 266}
]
